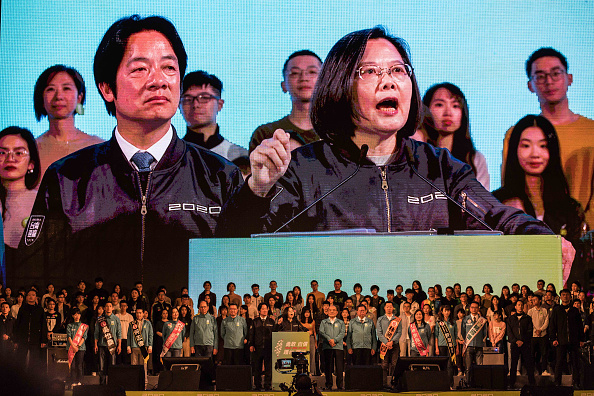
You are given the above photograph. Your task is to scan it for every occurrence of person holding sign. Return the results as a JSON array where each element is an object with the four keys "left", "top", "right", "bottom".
[
  {"left": 127, "top": 307, "right": 153, "bottom": 388},
  {"left": 66, "top": 308, "right": 87, "bottom": 388},
  {"left": 94, "top": 302, "right": 121, "bottom": 385}
]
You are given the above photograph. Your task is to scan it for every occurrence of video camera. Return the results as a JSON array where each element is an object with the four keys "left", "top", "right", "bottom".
[{"left": 275, "top": 351, "right": 309, "bottom": 375}]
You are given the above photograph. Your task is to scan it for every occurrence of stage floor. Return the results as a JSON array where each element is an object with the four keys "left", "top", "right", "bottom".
[{"left": 62, "top": 374, "right": 591, "bottom": 395}]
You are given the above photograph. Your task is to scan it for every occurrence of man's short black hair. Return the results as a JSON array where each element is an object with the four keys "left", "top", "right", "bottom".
[
  {"left": 370, "top": 285, "right": 379, "bottom": 292},
  {"left": 203, "top": 281, "right": 211, "bottom": 287},
  {"left": 533, "top": 294, "right": 542, "bottom": 301},
  {"left": 182, "top": 70, "right": 222, "bottom": 96},
  {"left": 243, "top": 293, "right": 251, "bottom": 299},
  {"left": 34, "top": 65, "right": 86, "bottom": 121},
  {"left": 282, "top": 49, "right": 322, "bottom": 76},
  {"left": 322, "top": 300, "right": 330, "bottom": 306},
  {"left": 95, "top": 277, "right": 104, "bottom": 283},
  {"left": 334, "top": 279, "right": 342, "bottom": 285},
  {"left": 257, "top": 302, "right": 267, "bottom": 311},
  {"left": 384, "top": 300, "right": 394, "bottom": 307},
  {"left": 526, "top": 47, "right": 568, "bottom": 78},
  {"left": 227, "top": 282, "right": 236, "bottom": 291},
  {"left": 405, "top": 289, "right": 414, "bottom": 295},
  {"left": 353, "top": 283, "right": 362, "bottom": 291},
  {"left": 229, "top": 302, "right": 238, "bottom": 309},
  {"left": 387, "top": 289, "right": 394, "bottom": 295},
  {"left": 252, "top": 283, "right": 259, "bottom": 289},
  {"left": 310, "top": 280, "right": 318, "bottom": 285},
  {"left": 94, "top": 15, "right": 188, "bottom": 116}
]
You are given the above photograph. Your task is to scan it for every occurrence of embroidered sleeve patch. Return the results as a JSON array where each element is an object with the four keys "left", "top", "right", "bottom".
[{"left": 24, "top": 215, "right": 45, "bottom": 246}]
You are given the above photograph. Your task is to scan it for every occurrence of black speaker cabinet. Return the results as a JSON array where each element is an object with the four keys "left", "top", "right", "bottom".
[
  {"left": 46, "top": 347, "right": 69, "bottom": 380},
  {"left": 158, "top": 368, "right": 202, "bottom": 391},
  {"left": 471, "top": 364, "right": 507, "bottom": 390},
  {"left": 73, "top": 385, "right": 126, "bottom": 396},
  {"left": 108, "top": 364, "right": 145, "bottom": 391},
  {"left": 521, "top": 385, "right": 574, "bottom": 396},
  {"left": 401, "top": 370, "right": 450, "bottom": 391},
  {"left": 345, "top": 365, "right": 382, "bottom": 391},
  {"left": 216, "top": 365, "right": 252, "bottom": 390}
]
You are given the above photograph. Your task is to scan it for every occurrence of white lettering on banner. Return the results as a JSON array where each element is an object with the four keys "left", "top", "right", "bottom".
[
  {"left": 407, "top": 192, "right": 446, "bottom": 204},
  {"left": 168, "top": 203, "right": 221, "bottom": 214}
]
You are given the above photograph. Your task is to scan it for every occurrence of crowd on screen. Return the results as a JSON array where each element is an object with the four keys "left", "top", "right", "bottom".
[
  {"left": 0, "top": 277, "right": 591, "bottom": 391},
  {"left": 0, "top": 13, "right": 593, "bottom": 393}
]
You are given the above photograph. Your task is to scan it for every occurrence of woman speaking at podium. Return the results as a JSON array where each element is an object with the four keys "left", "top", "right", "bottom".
[{"left": 216, "top": 26, "right": 575, "bottom": 282}]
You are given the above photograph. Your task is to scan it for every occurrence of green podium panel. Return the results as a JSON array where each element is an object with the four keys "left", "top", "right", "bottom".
[
  {"left": 271, "top": 331, "right": 310, "bottom": 390},
  {"left": 189, "top": 235, "right": 561, "bottom": 303}
]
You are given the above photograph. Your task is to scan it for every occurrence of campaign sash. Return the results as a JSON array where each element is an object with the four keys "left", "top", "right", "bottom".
[
  {"left": 409, "top": 322, "right": 428, "bottom": 356},
  {"left": 161, "top": 320, "right": 185, "bottom": 359},
  {"left": 379, "top": 316, "right": 401, "bottom": 359},
  {"left": 437, "top": 320, "right": 456, "bottom": 364},
  {"left": 131, "top": 320, "right": 149, "bottom": 363},
  {"left": 463, "top": 316, "right": 487, "bottom": 355},
  {"left": 99, "top": 315, "right": 117, "bottom": 356},
  {"left": 68, "top": 323, "right": 88, "bottom": 368}
]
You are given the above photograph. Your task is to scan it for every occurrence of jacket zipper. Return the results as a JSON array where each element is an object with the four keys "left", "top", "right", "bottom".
[
  {"left": 460, "top": 191, "right": 487, "bottom": 215},
  {"left": 380, "top": 167, "right": 391, "bottom": 232},
  {"left": 136, "top": 172, "right": 152, "bottom": 283}
]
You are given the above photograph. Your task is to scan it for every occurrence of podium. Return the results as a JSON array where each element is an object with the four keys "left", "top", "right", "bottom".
[{"left": 189, "top": 234, "right": 562, "bottom": 301}]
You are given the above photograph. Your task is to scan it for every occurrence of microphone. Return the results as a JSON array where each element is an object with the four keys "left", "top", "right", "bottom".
[
  {"left": 403, "top": 145, "right": 495, "bottom": 232},
  {"left": 273, "top": 144, "right": 369, "bottom": 233}
]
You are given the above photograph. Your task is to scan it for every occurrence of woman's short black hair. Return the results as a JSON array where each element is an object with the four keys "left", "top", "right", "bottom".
[
  {"left": 93, "top": 15, "right": 188, "bottom": 116},
  {"left": 34, "top": 65, "right": 86, "bottom": 121},
  {"left": 310, "top": 26, "right": 421, "bottom": 149}
]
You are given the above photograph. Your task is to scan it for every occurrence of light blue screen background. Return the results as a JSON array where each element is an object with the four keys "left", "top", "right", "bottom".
[
  {"left": 2, "top": 0, "right": 593, "bottom": 193},
  {"left": 1, "top": 1, "right": 592, "bottom": 299}
]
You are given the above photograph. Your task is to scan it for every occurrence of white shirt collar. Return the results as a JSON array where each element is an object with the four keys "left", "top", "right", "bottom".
[{"left": 115, "top": 126, "right": 173, "bottom": 171}]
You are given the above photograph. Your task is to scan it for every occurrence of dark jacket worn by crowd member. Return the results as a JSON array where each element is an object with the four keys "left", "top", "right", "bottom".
[
  {"left": 13, "top": 132, "right": 243, "bottom": 291},
  {"left": 249, "top": 316, "right": 277, "bottom": 350},
  {"left": 549, "top": 303, "right": 585, "bottom": 345},
  {"left": 216, "top": 139, "right": 554, "bottom": 236},
  {"left": 506, "top": 313, "right": 533, "bottom": 344},
  {"left": 14, "top": 303, "right": 47, "bottom": 347}
]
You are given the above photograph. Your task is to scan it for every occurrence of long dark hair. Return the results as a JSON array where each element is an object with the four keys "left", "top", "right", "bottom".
[
  {"left": 0, "top": 127, "right": 41, "bottom": 219},
  {"left": 437, "top": 305, "right": 455, "bottom": 326},
  {"left": 501, "top": 115, "right": 570, "bottom": 214},
  {"left": 311, "top": 26, "right": 421, "bottom": 149},
  {"left": 422, "top": 82, "right": 478, "bottom": 175}
]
